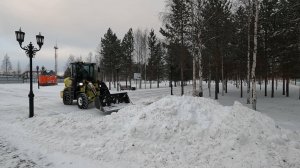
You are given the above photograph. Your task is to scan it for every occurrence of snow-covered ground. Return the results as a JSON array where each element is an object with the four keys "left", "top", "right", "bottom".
[{"left": 0, "top": 82, "right": 299, "bottom": 167}]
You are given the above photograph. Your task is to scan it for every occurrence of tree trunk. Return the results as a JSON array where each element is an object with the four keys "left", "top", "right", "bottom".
[
  {"left": 259, "top": 77, "right": 261, "bottom": 90},
  {"left": 251, "top": 0, "right": 259, "bottom": 110},
  {"left": 241, "top": 79, "right": 243, "bottom": 98},
  {"left": 221, "top": 54, "right": 224, "bottom": 96},
  {"left": 236, "top": 75, "right": 238, "bottom": 88},
  {"left": 114, "top": 73, "right": 116, "bottom": 88},
  {"left": 208, "top": 75, "right": 211, "bottom": 97},
  {"left": 271, "top": 74, "right": 274, "bottom": 98},
  {"left": 215, "top": 66, "right": 218, "bottom": 100},
  {"left": 181, "top": 65, "right": 184, "bottom": 96},
  {"left": 265, "top": 75, "right": 267, "bottom": 97},
  {"left": 198, "top": 50, "right": 203, "bottom": 97},
  {"left": 247, "top": 11, "right": 251, "bottom": 104},
  {"left": 217, "top": 77, "right": 220, "bottom": 94},
  {"left": 283, "top": 77, "right": 285, "bottom": 95},
  {"left": 109, "top": 72, "right": 112, "bottom": 90},
  {"left": 299, "top": 86, "right": 300, "bottom": 100},
  {"left": 170, "top": 81, "right": 173, "bottom": 95},
  {"left": 157, "top": 73, "right": 160, "bottom": 88},
  {"left": 208, "top": 56, "right": 211, "bottom": 97},
  {"left": 144, "top": 64, "right": 147, "bottom": 89},
  {"left": 286, "top": 77, "right": 289, "bottom": 97},
  {"left": 225, "top": 79, "right": 228, "bottom": 93},
  {"left": 170, "top": 66, "right": 173, "bottom": 95},
  {"left": 139, "top": 64, "right": 142, "bottom": 89},
  {"left": 193, "top": 53, "right": 197, "bottom": 96}
]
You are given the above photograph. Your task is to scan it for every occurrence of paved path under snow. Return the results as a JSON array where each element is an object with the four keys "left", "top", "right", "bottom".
[{"left": 0, "top": 137, "right": 38, "bottom": 168}]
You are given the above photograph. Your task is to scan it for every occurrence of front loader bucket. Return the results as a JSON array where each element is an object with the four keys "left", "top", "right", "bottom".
[
  {"left": 110, "top": 92, "right": 130, "bottom": 104},
  {"left": 95, "top": 92, "right": 131, "bottom": 114}
]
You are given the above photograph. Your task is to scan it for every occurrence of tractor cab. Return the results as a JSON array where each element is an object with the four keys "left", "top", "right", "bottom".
[{"left": 70, "top": 62, "right": 96, "bottom": 82}]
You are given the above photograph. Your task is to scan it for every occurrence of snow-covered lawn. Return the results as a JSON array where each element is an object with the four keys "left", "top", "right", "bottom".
[{"left": 0, "top": 82, "right": 299, "bottom": 167}]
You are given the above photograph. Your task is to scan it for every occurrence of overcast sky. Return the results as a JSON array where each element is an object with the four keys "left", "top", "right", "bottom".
[{"left": 0, "top": 0, "right": 165, "bottom": 74}]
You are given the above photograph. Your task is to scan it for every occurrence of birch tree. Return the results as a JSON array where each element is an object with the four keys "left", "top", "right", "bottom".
[
  {"left": 189, "top": 0, "right": 204, "bottom": 97},
  {"left": 17, "top": 61, "right": 21, "bottom": 77},
  {"left": 134, "top": 29, "right": 148, "bottom": 89},
  {"left": 1, "top": 54, "right": 12, "bottom": 75},
  {"left": 246, "top": 0, "right": 253, "bottom": 104},
  {"left": 86, "top": 52, "right": 93, "bottom": 63},
  {"left": 251, "top": 0, "right": 259, "bottom": 110},
  {"left": 188, "top": 0, "right": 198, "bottom": 96}
]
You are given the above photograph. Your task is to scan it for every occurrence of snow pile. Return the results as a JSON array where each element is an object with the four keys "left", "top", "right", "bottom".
[
  {"left": 117, "top": 96, "right": 300, "bottom": 167},
  {"left": 10, "top": 96, "right": 300, "bottom": 167}
]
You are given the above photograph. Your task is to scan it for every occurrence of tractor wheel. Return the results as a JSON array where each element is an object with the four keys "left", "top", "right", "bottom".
[
  {"left": 63, "top": 91, "right": 73, "bottom": 105},
  {"left": 77, "top": 93, "right": 89, "bottom": 109}
]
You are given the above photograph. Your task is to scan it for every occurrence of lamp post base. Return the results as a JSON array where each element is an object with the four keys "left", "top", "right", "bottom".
[{"left": 28, "top": 92, "right": 34, "bottom": 118}]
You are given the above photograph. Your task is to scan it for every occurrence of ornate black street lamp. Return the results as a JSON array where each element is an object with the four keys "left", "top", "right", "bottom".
[
  {"left": 36, "top": 65, "right": 40, "bottom": 89},
  {"left": 15, "top": 28, "right": 44, "bottom": 118}
]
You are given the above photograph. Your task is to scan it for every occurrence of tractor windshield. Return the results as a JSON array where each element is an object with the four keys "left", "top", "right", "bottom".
[
  {"left": 82, "top": 64, "right": 94, "bottom": 80},
  {"left": 72, "top": 63, "right": 95, "bottom": 81}
]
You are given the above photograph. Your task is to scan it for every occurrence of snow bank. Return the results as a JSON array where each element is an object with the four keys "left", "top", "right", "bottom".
[{"left": 8, "top": 96, "right": 300, "bottom": 167}]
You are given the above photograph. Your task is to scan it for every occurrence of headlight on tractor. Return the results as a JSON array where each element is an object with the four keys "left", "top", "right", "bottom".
[{"left": 79, "top": 82, "right": 83, "bottom": 86}]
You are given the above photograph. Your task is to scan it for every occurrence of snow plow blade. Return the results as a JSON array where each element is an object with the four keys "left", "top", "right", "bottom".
[{"left": 95, "top": 92, "right": 131, "bottom": 114}]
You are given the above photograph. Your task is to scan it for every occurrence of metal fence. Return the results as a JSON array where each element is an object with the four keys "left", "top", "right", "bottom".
[{"left": 0, "top": 76, "right": 24, "bottom": 84}]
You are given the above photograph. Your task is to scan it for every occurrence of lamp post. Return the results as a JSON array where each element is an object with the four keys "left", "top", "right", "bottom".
[
  {"left": 15, "top": 28, "right": 44, "bottom": 118},
  {"left": 36, "top": 65, "right": 40, "bottom": 89}
]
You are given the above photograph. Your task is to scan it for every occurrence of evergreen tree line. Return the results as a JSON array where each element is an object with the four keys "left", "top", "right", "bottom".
[
  {"left": 92, "top": 28, "right": 166, "bottom": 90},
  {"left": 159, "top": 0, "right": 299, "bottom": 108}
]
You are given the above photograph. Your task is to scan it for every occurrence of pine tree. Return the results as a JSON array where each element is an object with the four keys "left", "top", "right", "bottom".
[
  {"left": 155, "top": 42, "right": 165, "bottom": 88},
  {"left": 147, "top": 29, "right": 157, "bottom": 89},
  {"left": 101, "top": 28, "right": 121, "bottom": 89},
  {"left": 160, "top": 0, "right": 191, "bottom": 95},
  {"left": 233, "top": 6, "right": 248, "bottom": 98},
  {"left": 121, "top": 28, "right": 134, "bottom": 87},
  {"left": 260, "top": 0, "right": 279, "bottom": 98},
  {"left": 277, "top": 0, "right": 300, "bottom": 97},
  {"left": 202, "top": 0, "right": 232, "bottom": 100}
]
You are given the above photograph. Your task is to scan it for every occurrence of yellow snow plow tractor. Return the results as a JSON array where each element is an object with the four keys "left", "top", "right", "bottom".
[{"left": 60, "top": 62, "right": 130, "bottom": 113}]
